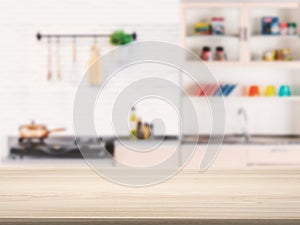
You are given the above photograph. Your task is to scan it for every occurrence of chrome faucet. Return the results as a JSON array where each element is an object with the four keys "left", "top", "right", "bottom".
[{"left": 238, "top": 107, "right": 250, "bottom": 143}]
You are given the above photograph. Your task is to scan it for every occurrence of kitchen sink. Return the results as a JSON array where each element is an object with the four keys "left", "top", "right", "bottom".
[{"left": 182, "top": 135, "right": 300, "bottom": 145}]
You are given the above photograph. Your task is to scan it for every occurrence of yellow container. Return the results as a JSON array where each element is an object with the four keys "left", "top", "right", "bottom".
[{"left": 265, "top": 85, "right": 277, "bottom": 96}]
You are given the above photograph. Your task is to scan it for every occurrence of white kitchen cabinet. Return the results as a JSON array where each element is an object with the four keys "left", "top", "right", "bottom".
[
  {"left": 181, "top": 144, "right": 300, "bottom": 168},
  {"left": 113, "top": 140, "right": 181, "bottom": 169},
  {"left": 247, "top": 145, "right": 300, "bottom": 165},
  {"left": 182, "top": 145, "right": 248, "bottom": 169},
  {"left": 114, "top": 142, "right": 248, "bottom": 169},
  {"left": 114, "top": 141, "right": 300, "bottom": 169},
  {"left": 181, "top": 1, "right": 300, "bottom": 67}
]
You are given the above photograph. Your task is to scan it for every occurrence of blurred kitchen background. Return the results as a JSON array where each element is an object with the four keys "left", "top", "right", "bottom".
[{"left": 1, "top": 0, "right": 300, "bottom": 168}]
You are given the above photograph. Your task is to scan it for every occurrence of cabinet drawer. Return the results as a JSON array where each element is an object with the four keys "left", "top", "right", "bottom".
[
  {"left": 183, "top": 145, "right": 247, "bottom": 169},
  {"left": 247, "top": 147, "right": 300, "bottom": 165},
  {"left": 114, "top": 141, "right": 180, "bottom": 168}
]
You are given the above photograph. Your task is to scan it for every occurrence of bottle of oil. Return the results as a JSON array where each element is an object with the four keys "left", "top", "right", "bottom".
[
  {"left": 137, "top": 119, "right": 143, "bottom": 139},
  {"left": 129, "top": 107, "right": 137, "bottom": 139}
]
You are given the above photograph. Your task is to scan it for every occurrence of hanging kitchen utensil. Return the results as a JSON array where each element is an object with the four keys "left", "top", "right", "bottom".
[
  {"left": 18, "top": 121, "right": 65, "bottom": 142},
  {"left": 56, "top": 37, "right": 61, "bottom": 80},
  {"left": 87, "top": 42, "right": 103, "bottom": 86},
  {"left": 47, "top": 37, "right": 52, "bottom": 81},
  {"left": 69, "top": 36, "right": 80, "bottom": 84}
]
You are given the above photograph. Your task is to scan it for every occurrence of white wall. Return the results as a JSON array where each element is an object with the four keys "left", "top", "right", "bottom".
[
  {"left": 0, "top": 0, "right": 181, "bottom": 157},
  {"left": 0, "top": 0, "right": 180, "bottom": 133}
]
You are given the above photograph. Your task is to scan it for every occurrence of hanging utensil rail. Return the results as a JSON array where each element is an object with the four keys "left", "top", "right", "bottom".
[{"left": 36, "top": 32, "right": 137, "bottom": 41}]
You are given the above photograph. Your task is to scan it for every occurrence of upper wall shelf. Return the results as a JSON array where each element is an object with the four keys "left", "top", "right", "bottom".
[{"left": 181, "top": 2, "right": 300, "bottom": 68}]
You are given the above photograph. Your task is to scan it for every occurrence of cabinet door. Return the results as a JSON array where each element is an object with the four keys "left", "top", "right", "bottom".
[
  {"left": 181, "top": 2, "right": 245, "bottom": 63},
  {"left": 247, "top": 146, "right": 300, "bottom": 165},
  {"left": 114, "top": 140, "right": 180, "bottom": 169},
  {"left": 182, "top": 145, "right": 247, "bottom": 169},
  {"left": 245, "top": 2, "right": 300, "bottom": 64}
]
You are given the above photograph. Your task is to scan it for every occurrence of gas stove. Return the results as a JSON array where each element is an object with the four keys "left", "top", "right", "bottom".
[{"left": 8, "top": 136, "right": 114, "bottom": 159}]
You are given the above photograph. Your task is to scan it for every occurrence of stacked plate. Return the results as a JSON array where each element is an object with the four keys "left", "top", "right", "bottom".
[{"left": 196, "top": 83, "right": 237, "bottom": 97}]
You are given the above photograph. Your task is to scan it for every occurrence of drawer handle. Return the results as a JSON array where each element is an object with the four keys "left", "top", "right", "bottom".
[{"left": 271, "top": 148, "right": 288, "bottom": 152}]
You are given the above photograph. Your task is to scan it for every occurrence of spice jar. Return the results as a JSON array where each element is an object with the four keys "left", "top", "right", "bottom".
[
  {"left": 288, "top": 22, "right": 297, "bottom": 35},
  {"left": 200, "top": 46, "right": 212, "bottom": 61},
  {"left": 263, "top": 50, "right": 275, "bottom": 61},
  {"left": 215, "top": 46, "right": 226, "bottom": 61},
  {"left": 280, "top": 22, "right": 288, "bottom": 35},
  {"left": 275, "top": 49, "right": 284, "bottom": 61},
  {"left": 283, "top": 48, "right": 292, "bottom": 61}
]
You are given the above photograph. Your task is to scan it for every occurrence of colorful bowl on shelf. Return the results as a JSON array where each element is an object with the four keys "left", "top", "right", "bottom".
[
  {"left": 265, "top": 85, "right": 277, "bottom": 96},
  {"left": 248, "top": 85, "right": 260, "bottom": 96},
  {"left": 279, "top": 85, "right": 291, "bottom": 97}
]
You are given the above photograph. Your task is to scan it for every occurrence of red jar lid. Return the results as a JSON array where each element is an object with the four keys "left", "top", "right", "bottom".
[{"left": 280, "top": 22, "right": 288, "bottom": 28}]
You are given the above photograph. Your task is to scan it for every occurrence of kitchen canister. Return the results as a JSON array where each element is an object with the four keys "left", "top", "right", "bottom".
[
  {"left": 200, "top": 46, "right": 212, "bottom": 61},
  {"left": 279, "top": 85, "right": 291, "bottom": 97},
  {"left": 265, "top": 85, "right": 277, "bottom": 96},
  {"left": 288, "top": 22, "right": 297, "bottom": 35},
  {"left": 248, "top": 85, "right": 260, "bottom": 96},
  {"left": 280, "top": 22, "right": 288, "bottom": 35}
]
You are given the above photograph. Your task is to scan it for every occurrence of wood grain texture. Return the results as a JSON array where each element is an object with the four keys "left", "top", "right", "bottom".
[
  {"left": 1, "top": 218, "right": 300, "bottom": 225},
  {"left": 0, "top": 167, "right": 300, "bottom": 221}
]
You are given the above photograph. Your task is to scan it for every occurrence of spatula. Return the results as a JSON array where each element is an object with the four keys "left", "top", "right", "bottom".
[{"left": 69, "top": 37, "right": 79, "bottom": 84}]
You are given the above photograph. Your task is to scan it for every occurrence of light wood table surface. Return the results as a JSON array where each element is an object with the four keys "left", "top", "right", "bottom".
[{"left": 0, "top": 166, "right": 300, "bottom": 224}]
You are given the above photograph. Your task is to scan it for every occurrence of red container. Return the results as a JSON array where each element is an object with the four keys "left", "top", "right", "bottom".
[{"left": 248, "top": 85, "right": 260, "bottom": 96}]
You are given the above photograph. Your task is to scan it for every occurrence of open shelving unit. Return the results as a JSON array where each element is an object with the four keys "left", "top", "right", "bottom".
[
  {"left": 180, "top": 1, "right": 300, "bottom": 135},
  {"left": 181, "top": 1, "right": 300, "bottom": 67}
]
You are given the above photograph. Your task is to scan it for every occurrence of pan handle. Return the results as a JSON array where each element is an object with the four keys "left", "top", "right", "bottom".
[{"left": 49, "top": 128, "right": 65, "bottom": 133}]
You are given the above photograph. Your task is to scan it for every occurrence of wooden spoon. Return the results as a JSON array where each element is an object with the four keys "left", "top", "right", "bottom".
[{"left": 69, "top": 37, "right": 79, "bottom": 84}]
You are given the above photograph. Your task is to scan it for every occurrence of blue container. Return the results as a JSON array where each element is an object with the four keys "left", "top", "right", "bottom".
[
  {"left": 262, "top": 17, "right": 279, "bottom": 35},
  {"left": 279, "top": 85, "right": 291, "bottom": 97}
]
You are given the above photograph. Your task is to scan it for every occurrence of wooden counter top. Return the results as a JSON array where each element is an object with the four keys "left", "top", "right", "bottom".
[{"left": 0, "top": 167, "right": 300, "bottom": 224}]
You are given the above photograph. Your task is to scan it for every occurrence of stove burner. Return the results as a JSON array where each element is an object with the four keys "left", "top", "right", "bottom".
[{"left": 9, "top": 136, "right": 114, "bottom": 159}]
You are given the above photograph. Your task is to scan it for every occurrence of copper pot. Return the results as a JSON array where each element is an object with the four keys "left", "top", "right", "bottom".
[{"left": 19, "top": 121, "right": 65, "bottom": 140}]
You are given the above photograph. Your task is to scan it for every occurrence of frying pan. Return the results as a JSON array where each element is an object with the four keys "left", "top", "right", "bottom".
[{"left": 19, "top": 121, "right": 65, "bottom": 142}]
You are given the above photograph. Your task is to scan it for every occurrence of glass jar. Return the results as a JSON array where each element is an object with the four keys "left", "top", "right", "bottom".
[
  {"left": 288, "top": 22, "right": 297, "bottom": 35},
  {"left": 215, "top": 46, "right": 226, "bottom": 61},
  {"left": 200, "top": 46, "right": 212, "bottom": 61},
  {"left": 280, "top": 22, "right": 288, "bottom": 35}
]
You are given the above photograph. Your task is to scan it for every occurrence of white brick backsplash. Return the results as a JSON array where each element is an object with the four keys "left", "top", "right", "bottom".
[{"left": 0, "top": 0, "right": 180, "bottom": 141}]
